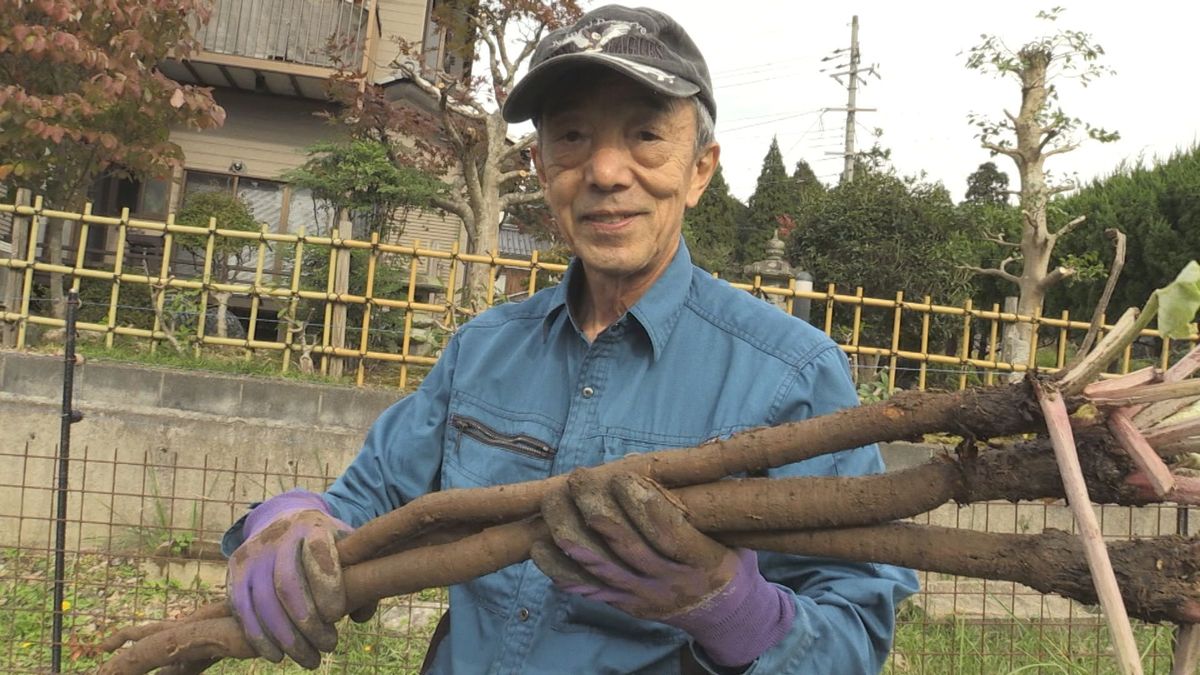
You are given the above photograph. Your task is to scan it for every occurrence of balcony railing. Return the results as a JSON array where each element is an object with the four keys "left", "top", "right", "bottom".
[{"left": 193, "top": 0, "right": 371, "bottom": 70}]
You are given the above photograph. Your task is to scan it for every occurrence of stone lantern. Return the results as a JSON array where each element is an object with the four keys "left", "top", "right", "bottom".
[{"left": 742, "top": 230, "right": 812, "bottom": 321}]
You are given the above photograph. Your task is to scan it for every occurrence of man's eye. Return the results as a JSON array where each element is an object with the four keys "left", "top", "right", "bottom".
[
  {"left": 559, "top": 130, "right": 584, "bottom": 143},
  {"left": 637, "top": 130, "right": 662, "bottom": 142}
]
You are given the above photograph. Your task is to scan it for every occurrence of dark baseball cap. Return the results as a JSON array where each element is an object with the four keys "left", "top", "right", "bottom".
[{"left": 502, "top": 5, "right": 715, "bottom": 124}]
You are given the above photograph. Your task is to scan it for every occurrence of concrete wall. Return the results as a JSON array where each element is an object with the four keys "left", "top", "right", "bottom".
[{"left": 0, "top": 351, "right": 399, "bottom": 549}]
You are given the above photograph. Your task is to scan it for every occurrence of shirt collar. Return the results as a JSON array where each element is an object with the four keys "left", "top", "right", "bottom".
[{"left": 541, "top": 238, "right": 694, "bottom": 362}]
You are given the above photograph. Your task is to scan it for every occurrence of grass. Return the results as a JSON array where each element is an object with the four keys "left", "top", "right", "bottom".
[
  {"left": 0, "top": 548, "right": 444, "bottom": 674},
  {"left": 26, "top": 336, "right": 432, "bottom": 391},
  {"left": 3, "top": 547, "right": 1187, "bottom": 673},
  {"left": 888, "top": 603, "right": 1179, "bottom": 674}
]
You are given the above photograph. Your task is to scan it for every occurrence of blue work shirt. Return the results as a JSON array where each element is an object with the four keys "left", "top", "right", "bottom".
[{"left": 226, "top": 240, "right": 918, "bottom": 673}]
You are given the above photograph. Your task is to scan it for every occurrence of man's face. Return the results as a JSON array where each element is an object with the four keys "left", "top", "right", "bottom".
[{"left": 532, "top": 74, "right": 719, "bottom": 287}]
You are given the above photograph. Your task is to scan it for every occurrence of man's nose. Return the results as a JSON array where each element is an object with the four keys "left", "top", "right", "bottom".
[{"left": 585, "top": 142, "right": 633, "bottom": 192}]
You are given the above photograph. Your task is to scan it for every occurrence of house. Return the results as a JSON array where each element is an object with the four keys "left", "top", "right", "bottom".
[{"left": 85, "top": 0, "right": 470, "bottom": 299}]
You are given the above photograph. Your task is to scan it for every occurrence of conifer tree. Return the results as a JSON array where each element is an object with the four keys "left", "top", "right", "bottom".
[
  {"left": 683, "top": 165, "right": 742, "bottom": 274},
  {"left": 742, "top": 137, "right": 797, "bottom": 266}
]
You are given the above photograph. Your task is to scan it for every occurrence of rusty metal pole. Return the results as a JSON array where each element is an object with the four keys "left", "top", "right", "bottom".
[{"left": 50, "top": 289, "right": 83, "bottom": 673}]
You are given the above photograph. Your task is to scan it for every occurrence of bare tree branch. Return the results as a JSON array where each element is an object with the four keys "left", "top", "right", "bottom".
[
  {"left": 473, "top": 14, "right": 507, "bottom": 90},
  {"left": 502, "top": 25, "right": 545, "bottom": 90},
  {"left": 499, "top": 190, "right": 544, "bottom": 210},
  {"left": 396, "top": 62, "right": 486, "bottom": 120},
  {"left": 1053, "top": 214, "right": 1086, "bottom": 238},
  {"left": 498, "top": 170, "right": 528, "bottom": 186},
  {"left": 494, "top": 13, "right": 515, "bottom": 76},
  {"left": 1039, "top": 265, "right": 1075, "bottom": 292},
  {"left": 1049, "top": 180, "right": 1078, "bottom": 196},
  {"left": 1076, "top": 229, "right": 1127, "bottom": 359},
  {"left": 433, "top": 195, "right": 472, "bottom": 224},
  {"left": 961, "top": 256, "right": 1020, "bottom": 285},
  {"left": 982, "top": 141, "right": 1023, "bottom": 160},
  {"left": 1044, "top": 141, "right": 1082, "bottom": 158},
  {"left": 500, "top": 133, "right": 537, "bottom": 164},
  {"left": 983, "top": 233, "right": 1021, "bottom": 248}
]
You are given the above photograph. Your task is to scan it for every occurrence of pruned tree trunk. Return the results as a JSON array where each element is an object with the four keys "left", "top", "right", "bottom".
[
  {"left": 212, "top": 291, "right": 231, "bottom": 340},
  {"left": 42, "top": 218, "right": 67, "bottom": 320},
  {"left": 459, "top": 111, "right": 508, "bottom": 312},
  {"left": 983, "top": 49, "right": 1078, "bottom": 381}
]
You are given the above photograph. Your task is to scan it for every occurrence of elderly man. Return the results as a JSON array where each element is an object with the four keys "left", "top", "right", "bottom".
[{"left": 222, "top": 5, "right": 918, "bottom": 674}]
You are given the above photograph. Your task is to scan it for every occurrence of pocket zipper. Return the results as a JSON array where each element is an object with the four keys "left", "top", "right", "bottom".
[{"left": 451, "top": 414, "right": 557, "bottom": 461}]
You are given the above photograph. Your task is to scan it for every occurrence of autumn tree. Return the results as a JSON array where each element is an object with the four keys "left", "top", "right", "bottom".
[
  {"left": 0, "top": 0, "right": 225, "bottom": 318},
  {"left": 328, "top": 0, "right": 582, "bottom": 309},
  {"left": 962, "top": 8, "right": 1118, "bottom": 371}
]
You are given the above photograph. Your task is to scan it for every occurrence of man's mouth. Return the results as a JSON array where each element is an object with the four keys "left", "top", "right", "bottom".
[{"left": 582, "top": 211, "right": 644, "bottom": 231}]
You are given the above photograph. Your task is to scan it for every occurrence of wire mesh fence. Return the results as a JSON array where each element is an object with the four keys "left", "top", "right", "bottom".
[
  {"left": 0, "top": 442, "right": 447, "bottom": 673},
  {"left": 0, "top": 440, "right": 1191, "bottom": 673}
]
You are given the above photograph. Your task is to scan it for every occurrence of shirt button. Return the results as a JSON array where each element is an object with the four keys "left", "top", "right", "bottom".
[
  {"left": 581, "top": 386, "right": 595, "bottom": 398},
  {"left": 517, "top": 607, "right": 531, "bottom": 621}
]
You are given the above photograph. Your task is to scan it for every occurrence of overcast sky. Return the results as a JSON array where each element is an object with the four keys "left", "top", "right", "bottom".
[{"left": 516, "top": 1, "right": 1200, "bottom": 202}]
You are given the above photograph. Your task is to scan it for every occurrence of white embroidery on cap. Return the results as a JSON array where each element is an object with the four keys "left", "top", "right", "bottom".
[
  {"left": 590, "top": 53, "right": 678, "bottom": 84},
  {"left": 552, "top": 20, "right": 638, "bottom": 53}
]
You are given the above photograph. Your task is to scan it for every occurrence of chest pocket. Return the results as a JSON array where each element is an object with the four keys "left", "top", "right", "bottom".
[
  {"left": 441, "top": 398, "right": 560, "bottom": 617},
  {"left": 441, "top": 401, "right": 560, "bottom": 490}
]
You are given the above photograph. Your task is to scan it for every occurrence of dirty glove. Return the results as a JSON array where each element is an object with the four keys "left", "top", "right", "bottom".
[
  {"left": 533, "top": 470, "right": 796, "bottom": 667},
  {"left": 227, "top": 489, "right": 374, "bottom": 669}
]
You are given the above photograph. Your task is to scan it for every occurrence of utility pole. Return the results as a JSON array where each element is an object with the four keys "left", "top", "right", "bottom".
[
  {"left": 821, "top": 15, "right": 879, "bottom": 184},
  {"left": 842, "top": 16, "right": 860, "bottom": 184}
]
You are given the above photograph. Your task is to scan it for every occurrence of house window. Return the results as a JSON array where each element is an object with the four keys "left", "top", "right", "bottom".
[
  {"left": 183, "top": 172, "right": 233, "bottom": 196},
  {"left": 182, "top": 171, "right": 284, "bottom": 232},
  {"left": 137, "top": 177, "right": 171, "bottom": 219},
  {"left": 286, "top": 187, "right": 337, "bottom": 236}
]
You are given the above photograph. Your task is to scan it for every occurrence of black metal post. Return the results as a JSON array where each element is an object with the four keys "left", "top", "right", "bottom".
[{"left": 51, "top": 289, "right": 83, "bottom": 673}]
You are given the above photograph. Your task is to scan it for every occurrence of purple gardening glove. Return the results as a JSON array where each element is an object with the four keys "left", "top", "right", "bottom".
[
  {"left": 533, "top": 470, "right": 796, "bottom": 668},
  {"left": 227, "top": 489, "right": 374, "bottom": 669}
]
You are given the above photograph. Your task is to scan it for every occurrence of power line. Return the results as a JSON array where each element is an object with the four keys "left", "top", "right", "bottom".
[
  {"left": 710, "top": 55, "right": 813, "bottom": 78},
  {"left": 719, "top": 109, "right": 824, "bottom": 134}
]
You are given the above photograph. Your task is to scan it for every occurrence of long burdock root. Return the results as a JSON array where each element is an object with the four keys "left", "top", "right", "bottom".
[
  {"left": 99, "top": 520, "right": 546, "bottom": 675},
  {"left": 722, "top": 524, "right": 1200, "bottom": 625},
  {"left": 337, "top": 380, "right": 1043, "bottom": 565},
  {"left": 103, "top": 521, "right": 1200, "bottom": 673},
  {"left": 101, "top": 423, "right": 1153, "bottom": 674}
]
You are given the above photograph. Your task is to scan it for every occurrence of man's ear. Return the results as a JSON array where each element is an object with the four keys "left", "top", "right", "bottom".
[
  {"left": 686, "top": 143, "right": 721, "bottom": 208},
  {"left": 531, "top": 142, "right": 548, "bottom": 189}
]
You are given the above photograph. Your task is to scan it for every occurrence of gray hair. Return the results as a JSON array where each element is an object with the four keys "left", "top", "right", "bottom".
[{"left": 691, "top": 97, "right": 716, "bottom": 158}]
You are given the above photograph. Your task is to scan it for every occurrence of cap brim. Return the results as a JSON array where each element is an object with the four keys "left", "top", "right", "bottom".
[{"left": 503, "top": 53, "right": 701, "bottom": 123}]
